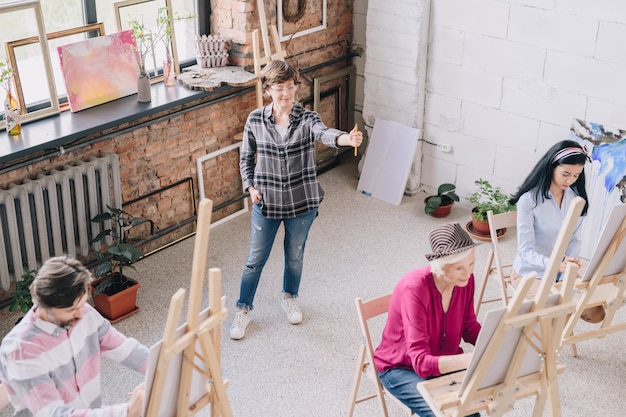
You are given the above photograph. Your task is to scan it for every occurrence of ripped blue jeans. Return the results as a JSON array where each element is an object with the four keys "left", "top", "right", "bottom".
[{"left": 236, "top": 204, "right": 317, "bottom": 310}]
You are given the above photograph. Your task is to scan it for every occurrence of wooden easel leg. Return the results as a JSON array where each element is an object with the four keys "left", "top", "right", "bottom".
[
  {"left": 197, "top": 327, "right": 233, "bottom": 417},
  {"left": 145, "top": 288, "right": 186, "bottom": 417}
]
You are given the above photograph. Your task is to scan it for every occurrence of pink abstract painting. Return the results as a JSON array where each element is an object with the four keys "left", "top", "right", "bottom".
[{"left": 58, "top": 30, "right": 138, "bottom": 112}]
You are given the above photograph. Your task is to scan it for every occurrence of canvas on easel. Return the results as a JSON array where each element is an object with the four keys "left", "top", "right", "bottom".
[
  {"left": 417, "top": 197, "right": 586, "bottom": 417},
  {"left": 143, "top": 199, "right": 232, "bottom": 417},
  {"left": 560, "top": 202, "right": 626, "bottom": 350}
]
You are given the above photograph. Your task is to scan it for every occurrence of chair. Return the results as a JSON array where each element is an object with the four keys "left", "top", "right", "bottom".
[
  {"left": 475, "top": 210, "right": 517, "bottom": 315},
  {"left": 347, "top": 294, "right": 413, "bottom": 417}
]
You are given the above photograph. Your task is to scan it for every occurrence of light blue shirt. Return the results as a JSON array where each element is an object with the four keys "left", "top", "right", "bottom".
[{"left": 513, "top": 188, "right": 584, "bottom": 280}]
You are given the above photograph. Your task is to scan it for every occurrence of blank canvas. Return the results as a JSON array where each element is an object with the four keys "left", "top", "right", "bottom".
[
  {"left": 460, "top": 293, "right": 559, "bottom": 392},
  {"left": 581, "top": 203, "right": 626, "bottom": 282},
  {"left": 357, "top": 118, "right": 419, "bottom": 206},
  {"left": 142, "top": 307, "right": 211, "bottom": 416}
]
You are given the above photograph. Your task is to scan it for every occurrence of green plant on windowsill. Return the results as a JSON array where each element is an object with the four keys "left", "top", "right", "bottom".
[
  {"left": 9, "top": 269, "right": 36, "bottom": 314},
  {"left": 466, "top": 178, "right": 515, "bottom": 222},
  {"left": 90, "top": 205, "right": 153, "bottom": 296},
  {"left": 128, "top": 7, "right": 196, "bottom": 78}
]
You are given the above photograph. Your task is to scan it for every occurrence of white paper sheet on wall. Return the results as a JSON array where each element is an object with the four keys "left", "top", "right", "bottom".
[{"left": 357, "top": 118, "right": 419, "bottom": 206}]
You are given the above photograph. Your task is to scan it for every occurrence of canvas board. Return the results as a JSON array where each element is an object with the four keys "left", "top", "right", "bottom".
[
  {"left": 460, "top": 293, "right": 560, "bottom": 392},
  {"left": 357, "top": 118, "right": 419, "bottom": 206},
  {"left": 581, "top": 203, "right": 626, "bottom": 282},
  {"left": 57, "top": 30, "right": 138, "bottom": 112},
  {"left": 142, "top": 295, "right": 226, "bottom": 416}
]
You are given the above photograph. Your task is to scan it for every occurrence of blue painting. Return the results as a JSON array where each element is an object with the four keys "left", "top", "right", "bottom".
[{"left": 569, "top": 119, "right": 626, "bottom": 259}]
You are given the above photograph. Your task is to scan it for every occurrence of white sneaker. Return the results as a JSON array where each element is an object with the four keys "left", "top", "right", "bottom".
[
  {"left": 230, "top": 309, "right": 250, "bottom": 340},
  {"left": 281, "top": 297, "right": 303, "bottom": 324}
]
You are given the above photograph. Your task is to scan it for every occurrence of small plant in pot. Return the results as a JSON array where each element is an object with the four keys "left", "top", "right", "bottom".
[
  {"left": 9, "top": 269, "right": 37, "bottom": 325},
  {"left": 466, "top": 178, "right": 515, "bottom": 235},
  {"left": 425, "top": 183, "right": 459, "bottom": 217},
  {"left": 90, "top": 205, "right": 153, "bottom": 322}
]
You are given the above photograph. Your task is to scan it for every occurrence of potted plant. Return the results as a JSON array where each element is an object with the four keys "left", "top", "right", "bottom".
[
  {"left": 466, "top": 178, "right": 515, "bottom": 235},
  {"left": 424, "top": 183, "right": 459, "bottom": 217},
  {"left": 128, "top": 7, "right": 197, "bottom": 99},
  {"left": 9, "top": 269, "right": 36, "bottom": 325},
  {"left": 0, "top": 59, "right": 21, "bottom": 136},
  {"left": 90, "top": 205, "right": 153, "bottom": 322}
]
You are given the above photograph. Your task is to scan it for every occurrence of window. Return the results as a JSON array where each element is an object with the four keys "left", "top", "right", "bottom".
[{"left": 0, "top": 0, "right": 202, "bottom": 116}]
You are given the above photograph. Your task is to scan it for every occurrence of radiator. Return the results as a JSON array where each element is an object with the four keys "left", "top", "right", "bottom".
[{"left": 0, "top": 154, "right": 122, "bottom": 290}]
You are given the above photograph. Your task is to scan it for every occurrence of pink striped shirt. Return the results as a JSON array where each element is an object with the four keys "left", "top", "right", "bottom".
[{"left": 0, "top": 303, "right": 148, "bottom": 416}]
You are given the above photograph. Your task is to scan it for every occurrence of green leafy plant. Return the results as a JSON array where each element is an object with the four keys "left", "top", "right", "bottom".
[
  {"left": 129, "top": 7, "right": 196, "bottom": 76},
  {"left": 425, "top": 183, "right": 460, "bottom": 214},
  {"left": 0, "top": 59, "right": 14, "bottom": 94},
  {"left": 9, "top": 269, "right": 36, "bottom": 313},
  {"left": 90, "top": 205, "right": 153, "bottom": 296},
  {"left": 466, "top": 178, "right": 515, "bottom": 222}
]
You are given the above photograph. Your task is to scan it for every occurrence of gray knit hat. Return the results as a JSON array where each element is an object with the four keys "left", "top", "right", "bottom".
[{"left": 425, "top": 223, "right": 480, "bottom": 261}]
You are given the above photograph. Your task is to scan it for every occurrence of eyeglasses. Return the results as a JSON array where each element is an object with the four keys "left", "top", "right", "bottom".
[{"left": 269, "top": 84, "right": 298, "bottom": 93}]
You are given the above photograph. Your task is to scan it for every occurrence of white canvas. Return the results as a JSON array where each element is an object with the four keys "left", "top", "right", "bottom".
[
  {"left": 142, "top": 296, "right": 225, "bottom": 416},
  {"left": 357, "top": 118, "right": 419, "bottom": 206},
  {"left": 460, "top": 293, "right": 560, "bottom": 392},
  {"left": 581, "top": 203, "right": 626, "bottom": 282}
]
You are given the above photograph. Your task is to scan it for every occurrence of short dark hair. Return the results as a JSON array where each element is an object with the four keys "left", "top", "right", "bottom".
[
  {"left": 260, "top": 60, "right": 299, "bottom": 90},
  {"left": 31, "top": 256, "right": 92, "bottom": 309},
  {"left": 510, "top": 139, "right": 589, "bottom": 215}
]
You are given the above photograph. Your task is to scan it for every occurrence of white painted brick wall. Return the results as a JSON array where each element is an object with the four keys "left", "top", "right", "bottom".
[
  {"left": 508, "top": 6, "right": 598, "bottom": 55},
  {"left": 595, "top": 21, "right": 626, "bottom": 65},
  {"left": 356, "top": 0, "right": 626, "bottom": 202},
  {"left": 545, "top": 52, "right": 626, "bottom": 103},
  {"left": 427, "top": 60, "right": 503, "bottom": 108}
]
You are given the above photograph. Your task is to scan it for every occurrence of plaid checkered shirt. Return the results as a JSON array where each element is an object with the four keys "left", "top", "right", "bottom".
[{"left": 240, "top": 102, "right": 342, "bottom": 219}]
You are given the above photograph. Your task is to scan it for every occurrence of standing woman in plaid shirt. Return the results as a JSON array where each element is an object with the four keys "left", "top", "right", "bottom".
[{"left": 230, "top": 60, "right": 363, "bottom": 340}]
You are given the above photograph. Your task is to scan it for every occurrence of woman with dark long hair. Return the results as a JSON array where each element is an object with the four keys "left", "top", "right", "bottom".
[{"left": 510, "top": 139, "right": 604, "bottom": 322}]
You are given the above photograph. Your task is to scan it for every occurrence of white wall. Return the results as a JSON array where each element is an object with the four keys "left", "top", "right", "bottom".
[{"left": 356, "top": 0, "right": 626, "bottom": 201}]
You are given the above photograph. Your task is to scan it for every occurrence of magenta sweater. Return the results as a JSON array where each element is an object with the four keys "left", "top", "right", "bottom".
[{"left": 374, "top": 266, "right": 481, "bottom": 378}]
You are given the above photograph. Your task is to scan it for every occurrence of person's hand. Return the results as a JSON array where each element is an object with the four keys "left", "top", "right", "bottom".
[
  {"left": 559, "top": 256, "right": 584, "bottom": 273},
  {"left": 127, "top": 382, "right": 145, "bottom": 417},
  {"left": 348, "top": 128, "right": 363, "bottom": 148},
  {"left": 249, "top": 187, "right": 262, "bottom": 205}
]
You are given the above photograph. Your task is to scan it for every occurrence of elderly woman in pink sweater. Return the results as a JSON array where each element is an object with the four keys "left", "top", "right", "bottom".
[{"left": 374, "top": 223, "right": 482, "bottom": 417}]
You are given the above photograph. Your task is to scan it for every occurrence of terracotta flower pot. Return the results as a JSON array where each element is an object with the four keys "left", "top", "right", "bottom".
[
  {"left": 471, "top": 209, "right": 491, "bottom": 235},
  {"left": 90, "top": 277, "right": 140, "bottom": 323},
  {"left": 424, "top": 197, "right": 454, "bottom": 218}
]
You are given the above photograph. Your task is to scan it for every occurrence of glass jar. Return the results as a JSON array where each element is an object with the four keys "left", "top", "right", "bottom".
[{"left": 4, "top": 91, "right": 21, "bottom": 136}]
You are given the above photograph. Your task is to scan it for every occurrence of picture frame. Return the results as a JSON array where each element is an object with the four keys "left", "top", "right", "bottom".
[
  {"left": 313, "top": 65, "right": 356, "bottom": 130},
  {"left": 195, "top": 142, "right": 249, "bottom": 229},
  {"left": 114, "top": 0, "right": 178, "bottom": 84},
  {"left": 0, "top": 0, "right": 59, "bottom": 130},
  {"left": 6, "top": 22, "right": 105, "bottom": 112},
  {"left": 277, "top": 0, "right": 327, "bottom": 42},
  {"left": 303, "top": 86, "right": 342, "bottom": 169}
]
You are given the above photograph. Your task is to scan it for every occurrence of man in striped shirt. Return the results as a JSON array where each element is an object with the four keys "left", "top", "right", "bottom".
[{"left": 0, "top": 256, "right": 148, "bottom": 416}]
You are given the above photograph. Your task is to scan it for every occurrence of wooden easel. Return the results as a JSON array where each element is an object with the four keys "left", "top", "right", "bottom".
[
  {"left": 560, "top": 206, "right": 626, "bottom": 351},
  {"left": 252, "top": 0, "right": 286, "bottom": 107},
  {"left": 417, "top": 197, "right": 586, "bottom": 417},
  {"left": 145, "top": 199, "right": 233, "bottom": 417}
]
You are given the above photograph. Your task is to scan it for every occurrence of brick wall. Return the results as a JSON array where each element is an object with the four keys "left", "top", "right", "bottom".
[{"left": 0, "top": 0, "right": 355, "bottom": 261}]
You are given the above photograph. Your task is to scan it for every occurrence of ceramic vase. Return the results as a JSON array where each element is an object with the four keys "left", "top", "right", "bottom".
[
  {"left": 137, "top": 73, "right": 151, "bottom": 103},
  {"left": 4, "top": 90, "right": 21, "bottom": 135}
]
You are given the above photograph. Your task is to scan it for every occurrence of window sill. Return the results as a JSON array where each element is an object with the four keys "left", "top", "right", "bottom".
[{"left": 0, "top": 81, "right": 240, "bottom": 171}]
